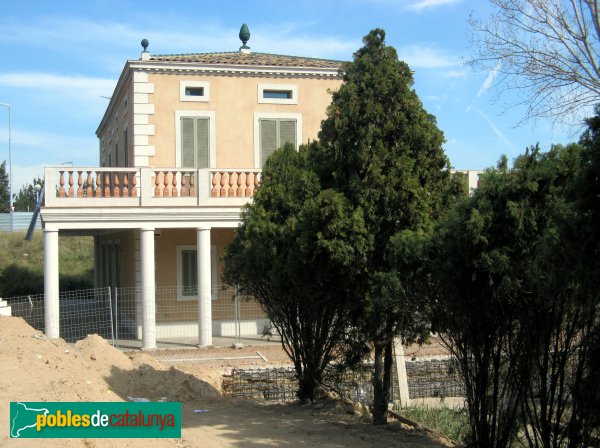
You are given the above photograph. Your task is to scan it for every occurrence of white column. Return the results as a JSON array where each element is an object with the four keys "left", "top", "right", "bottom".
[
  {"left": 44, "top": 227, "right": 60, "bottom": 339},
  {"left": 197, "top": 227, "right": 212, "bottom": 346},
  {"left": 140, "top": 227, "right": 156, "bottom": 350}
]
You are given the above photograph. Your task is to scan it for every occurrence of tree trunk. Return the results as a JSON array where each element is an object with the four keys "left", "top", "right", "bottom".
[{"left": 372, "top": 340, "right": 393, "bottom": 425}]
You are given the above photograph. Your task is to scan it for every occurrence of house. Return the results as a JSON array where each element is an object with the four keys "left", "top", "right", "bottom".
[
  {"left": 40, "top": 25, "right": 344, "bottom": 349},
  {"left": 40, "top": 25, "right": 482, "bottom": 350}
]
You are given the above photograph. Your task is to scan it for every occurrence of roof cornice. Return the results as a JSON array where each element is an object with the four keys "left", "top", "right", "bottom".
[{"left": 127, "top": 60, "right": 341, "bottom": 78}]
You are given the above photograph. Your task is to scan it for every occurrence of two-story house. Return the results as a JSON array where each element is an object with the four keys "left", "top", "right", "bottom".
[{"left": 40, "top": 26, "right": 344, "bottom": 349}]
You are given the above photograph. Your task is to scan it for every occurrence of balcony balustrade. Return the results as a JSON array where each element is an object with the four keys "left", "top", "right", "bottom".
[{"left": 43, "top": 167, "right": 262, "bottom": 207}]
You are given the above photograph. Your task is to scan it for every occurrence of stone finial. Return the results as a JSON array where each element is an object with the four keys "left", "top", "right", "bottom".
[
  {"left": 141, "top": 38, "right": 150, "bottom": 61},
  {"left": 239, "top": 24, "right": 251, "bottom": 54}
]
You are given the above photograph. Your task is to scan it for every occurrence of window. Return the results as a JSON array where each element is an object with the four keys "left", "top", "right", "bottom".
[
  {"left": 123, "top": 128, "right": 129, "bottom": 167},
  {"left": 176, "top": 245, "right": 217, "bottom": 301},
  {"left": 254, "top": 112, "right": 302, "bottom": 168},
  {"left": 263, "top": 90, "right": 292, "bottom": 99},
  {"left": 175, "top": 111, "right": 216, "bottom": 169},
  {"left": 258, "top": 83, "right": 298, "bottom": 105},
  {"left": 181, "top": 117, "right": 209, "bottom": 168},
  {"left": 259, "top": 119, "right": 296, "bottom": 166},
  {"left": 180, "top": 81, "right": 209, "bottom": 102}
]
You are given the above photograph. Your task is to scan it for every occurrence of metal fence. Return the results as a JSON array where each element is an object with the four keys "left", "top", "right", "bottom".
[
  {"left": 7, "top": 288, "right": 113, "bottom": 343},
  {"left": 7, "top": 285, "right": 268, "bottom": 347},
  {"left": 0, "top": 212, "right": 42, "bottom": 232}
]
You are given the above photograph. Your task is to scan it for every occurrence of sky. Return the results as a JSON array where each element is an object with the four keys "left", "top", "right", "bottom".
[{"left": 0, "top": 0, "right": 583, "bottom": 193}]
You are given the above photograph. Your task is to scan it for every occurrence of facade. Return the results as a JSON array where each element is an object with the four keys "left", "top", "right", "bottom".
[
  {"left": 40, "top": 28, "right": 344, "bottom": 349},
  {"left": 40, "top": 27, "right": 482, "bottom": 349}
]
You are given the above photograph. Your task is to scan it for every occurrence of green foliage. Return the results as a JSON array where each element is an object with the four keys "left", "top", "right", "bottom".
[
  {"left": 0, "top": 161, "right": 9, "bottom": 212},
  {"left": 223, "top": 144, "right": 369, "bottom": 401},
  {"left": 316, "top": 28, "right": 452, "bottom": 424},
  {"left": 0, "top": 232, "right": 94, "bottom": 297},
  {"left": 398, "top": 405, "right": 469, "bottom": 443},
  {"left": 13, "top": 176, "right": 43, "bottom": 212},
  {"left": 432, "top": 136, "right": 600, "bottom": 448}
]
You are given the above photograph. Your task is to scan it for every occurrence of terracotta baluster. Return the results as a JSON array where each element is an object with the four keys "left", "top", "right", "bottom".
[
  {"left": 229, "top": 172, "right": 238, "bottom": 197},
  {"left": 95, "top": 172, "right": 103, "bottom": 197},
  {"left": 86, "top": 171, "right": 93, "bottom": 197},
  {"left": 58, "top": 171, "right": 66, "bottom": 197},
  {"left": 122, "top": 172, "right": 129, "bottom": 197},
  {"left": 162, "top": 171, "right": 170, "bottom": 197},
  {"left": 104, "top": 173, "right": 111, "bottom": 197},
  {"left": 220, "top": 172, "right": 229, "bottom": 197},
  {"left": 211, "top": 172, "right": 220, "bottom": 197},
  {"left": 131, "top": 172, "right": 138, "bottom": 197},
  {"left": 246, "top": 172, "right": 254, "bottom": 197},
  {"left": 154, "top": 171, "right": 161, "bottom": 197},
  {"left": 77, "top": 171, "right": 84, "bottom": 197},
  {"left": 181, "top": 172, "right": 188, "bottom": 197},
  {"left": 189, "top": 172, "right": 195, "bottom": 197},
  {"left": 113, "top": 172, "right": 120, "bottom": 197},
  {"left": 237, "top": 172, "right": 245, "bottom": 197},
  {"left": 68, "top": 171, "right": 75, "bottom": 197},
  {"left": 172, "top": 171, "right": 178, "bottom": 197}
]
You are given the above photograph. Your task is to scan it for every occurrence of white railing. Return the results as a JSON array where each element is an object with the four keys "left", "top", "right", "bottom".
[{"left": 44, "top": 167, "right": 262, "bottom": 207}]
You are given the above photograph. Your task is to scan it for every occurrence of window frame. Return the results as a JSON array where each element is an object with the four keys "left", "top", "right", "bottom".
[
  {"left": 176, "top": 245, "right": 218, "bottom": 301},
  {"left": 179, "top": 81, "right": 210, "bottom": 102},
  {"left": 257, "top": 83, "right": 298, "bottom": 105},
  {"left": 253, "top": 112, "right": 302, "bottom": 168},
  {"left": 175, "top": 110, "right": 216, "bottom": 169}
]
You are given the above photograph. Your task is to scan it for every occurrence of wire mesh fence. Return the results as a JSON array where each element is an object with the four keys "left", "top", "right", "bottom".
[
  {"left": 114, "top": 285, "right": 269, "bottom": 347},
  {"left": 6, "top": 285, "right": 268, "bottom": 347},
  {"left": 7, "top": 288, "right": 113, "bottom": 343}
]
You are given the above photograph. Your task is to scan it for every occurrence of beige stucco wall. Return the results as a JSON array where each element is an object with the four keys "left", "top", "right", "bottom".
[
  {"left": 148, "top": 73, "right": 341, "bottom": 168},
  {"left": 97, "top": 78, "right": 134, "bottom": 167}
]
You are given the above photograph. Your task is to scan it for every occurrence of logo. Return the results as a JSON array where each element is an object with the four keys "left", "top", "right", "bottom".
[{"left": 10, "top": 402, "right": 181, "bottom": 438}]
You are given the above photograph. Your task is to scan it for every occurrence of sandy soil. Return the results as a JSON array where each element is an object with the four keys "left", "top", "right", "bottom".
[{"left": 0, "top": 316, "right": 453, "bottom": 448}]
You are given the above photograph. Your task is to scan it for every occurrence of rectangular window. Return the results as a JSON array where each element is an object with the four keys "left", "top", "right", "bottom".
[
  {"left": 258, "top": 83, "right": 298, "bottom": 104},
  {"left": 177, "top": 245, "right": 218, "bottom": 301},
  {"left": 185, "top": 87, "right": 204, "bottom": 97},
  {"left": 181, "top": 250, "right": 197, "bottom": 297},
  {"left": 181, "top": 117, "right": 210, "bottom": 168},
  {"left": 123, "top": 128, "right": 129, "bottom": 167},
  {"left": 263, "top": 89, "right": 292, "bottom": 99},
  {"left": 259, "top": 119, "right": 297, "bottom": 166},
  {"left": 180, "top": 81, "right": 210, "bottom": 102}
]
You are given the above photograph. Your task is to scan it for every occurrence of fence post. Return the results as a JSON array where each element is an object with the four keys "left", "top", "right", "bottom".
[
  {"left": 107, "top": 287, "right": 115, "bottom": 347},
  {"left": 114, "top": 287, "right": 119, "bottom": 348},
  {"left": 393, "top": 337, "right": 410, "bottom": 408},
  {"left": 232, "top": 287, "right": 243, "bottom": 349}
]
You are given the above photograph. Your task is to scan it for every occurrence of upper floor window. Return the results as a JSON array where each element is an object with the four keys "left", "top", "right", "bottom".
[
  {"left": 258, "top": 83, "right": 298, "bottom": 105},
  {"left": 254, "top": 112, "right": 302, "bottom": 167},
  {"left": 175, "top": 110, "right": 216, "bottom": 169},
  {"left": 180, "top": 81, "right": 210, "bottom": 102}
]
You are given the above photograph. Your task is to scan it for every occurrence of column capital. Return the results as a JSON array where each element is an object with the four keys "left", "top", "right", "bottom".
[
  {"left": 140, "top": 226, "right": 155, "bottom": 232},
  {"left": 196, "top": 226, "right": 211, "bottom": 231},
  {"left": 43, "top": 226, "right": 59, "bottom": 233}
]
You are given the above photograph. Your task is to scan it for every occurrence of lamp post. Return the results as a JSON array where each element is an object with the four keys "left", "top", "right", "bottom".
[{"left": 0, "top": 103, "right": 12, "bottom": 214}]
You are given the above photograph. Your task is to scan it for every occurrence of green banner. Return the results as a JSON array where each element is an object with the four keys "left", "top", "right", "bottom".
[{"left": 10, "top": 402, "right": 181, "bottom": 438}]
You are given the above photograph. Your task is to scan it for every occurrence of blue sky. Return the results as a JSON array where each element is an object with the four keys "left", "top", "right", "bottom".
[{"left": 0, "top": 0, "right": 581, "bottom": 193}]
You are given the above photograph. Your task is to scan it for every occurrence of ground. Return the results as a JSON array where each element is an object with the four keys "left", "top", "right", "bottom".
[{"left": 0, "top": 316, "right": 454, "bottom": 447}]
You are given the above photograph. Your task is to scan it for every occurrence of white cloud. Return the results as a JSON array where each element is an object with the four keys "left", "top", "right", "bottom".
[
  {"left": 397, "top": 44, "right": 459, "bottom": 68},
  {"left": 476, "top": 62, "right": 501, "bottom": 99},
  {"left": 409, "top": 0, "right": 464, "bottom": 11}
]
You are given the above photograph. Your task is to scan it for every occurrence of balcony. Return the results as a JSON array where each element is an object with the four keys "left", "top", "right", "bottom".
[{"left": 43, "top": 167, "right": 262, "bottom": 208}]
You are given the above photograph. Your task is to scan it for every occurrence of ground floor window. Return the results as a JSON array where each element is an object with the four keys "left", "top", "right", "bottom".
[{"left": 176, "top": 245, "right": 217, "bottom": 301}]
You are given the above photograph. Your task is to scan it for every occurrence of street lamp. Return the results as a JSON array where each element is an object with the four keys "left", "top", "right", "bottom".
[{"left": 0, "top": 103, "right": 12, "bottom": 214}]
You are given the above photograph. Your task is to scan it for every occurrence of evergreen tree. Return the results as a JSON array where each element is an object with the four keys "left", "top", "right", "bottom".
[
  {"left": 0, "top": 161, "right": 9, "bottom": 212},
  {"left": 316, "top": 29, "right": 451, "bottom": 424},
  {"left": 13, "top": 176, "right": 44, "bottom": 212}
]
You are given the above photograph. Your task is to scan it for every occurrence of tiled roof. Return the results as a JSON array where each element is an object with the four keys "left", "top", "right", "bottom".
[{"left": 149, "top": 52, "right": 343, "bottom": 69}]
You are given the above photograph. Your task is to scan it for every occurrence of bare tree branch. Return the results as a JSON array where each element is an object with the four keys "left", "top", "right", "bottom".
[{"left": 468, "top": 0, "right": 600, "bottom": 126}]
